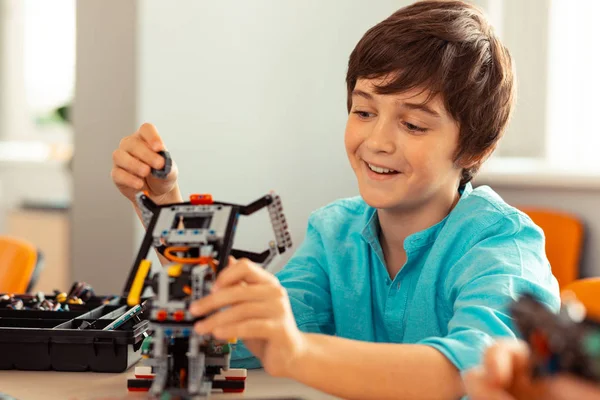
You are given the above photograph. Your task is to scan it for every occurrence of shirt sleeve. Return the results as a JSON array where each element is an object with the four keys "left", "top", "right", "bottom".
[
  {"left": 231, "top": 212, "right": 334, "bottom": 368},
  {"left": 417, "top": 214, "right": 561, "bottom": 373}
]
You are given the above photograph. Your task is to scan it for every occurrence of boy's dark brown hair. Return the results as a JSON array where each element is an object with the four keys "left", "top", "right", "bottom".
[{"left": 346, "top": 0, "right": 515, "bottom": 186}]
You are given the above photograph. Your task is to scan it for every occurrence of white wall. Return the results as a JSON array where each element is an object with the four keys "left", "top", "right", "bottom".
[
  {"left": 72, "top": 0, "right": 138, "bottom": 294},
  {"left": 136, "top": 0, "right": 408, "bottom": 273}
]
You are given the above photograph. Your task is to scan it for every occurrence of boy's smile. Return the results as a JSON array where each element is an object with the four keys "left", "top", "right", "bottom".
[
  {"left": 345, "top": 77, "right": 465, "bottom": 213},
  {"left": 363, "top": 160, "right": 401, "bottom": 181}
]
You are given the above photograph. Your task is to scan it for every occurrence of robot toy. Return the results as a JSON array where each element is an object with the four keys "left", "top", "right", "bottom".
[
  {"left": 510, "top": 293, "right": 600, "bottom": 384},
  {"left": 123, "top": 188, "right": 292, "bottom": 397}
]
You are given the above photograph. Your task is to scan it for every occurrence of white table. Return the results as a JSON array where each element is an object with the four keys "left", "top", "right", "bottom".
[{"left": 0, "top": 368, "right": 340, "bottom": 400}]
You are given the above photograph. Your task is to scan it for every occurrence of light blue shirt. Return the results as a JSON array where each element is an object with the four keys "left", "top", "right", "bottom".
[{"left": 231, "top": 183, "right": 561, "bottom": 373}]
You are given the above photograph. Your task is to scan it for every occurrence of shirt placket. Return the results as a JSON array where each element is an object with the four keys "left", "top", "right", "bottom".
[{"left": 383, "top": 255, "right": 415, "bottom": 343}]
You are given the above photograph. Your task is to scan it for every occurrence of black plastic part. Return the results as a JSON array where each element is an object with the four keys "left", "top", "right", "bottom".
[
  {"left": 239, "top": 194, "right": 273, "bottom": 215},
  {"left": 123, "top": 198, "right": 161, "bottom": 297},
  {"left": 205, "top": 365, "right": 221, "bottom": 375},
  {"left": 212, "top": 380, "right": 245, "bottom": 390},
  {"left": 0, "top": 297, "right": 148, "bottom": 372},
  {"left": 217, "top": 207, "right": 239, "bottom": 274},
  {"left": 127, "top": 378, "right": 245, "bottom": 390},
  {"left": 151, "top": 150, "right": 172, "bottom": 179},
  {"left": 127, "top": 378, "right": 152, "bottom": 390},
  {"left": 230, "top": 248, "right": 272, "bottom": 264},
  {"left": 138, "top": 192, "right": 159, "bottom": 213}
]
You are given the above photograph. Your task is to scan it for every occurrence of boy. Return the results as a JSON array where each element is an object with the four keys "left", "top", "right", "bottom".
[{"left": 111, "top": 1, "right": 560, "bottom": 398}]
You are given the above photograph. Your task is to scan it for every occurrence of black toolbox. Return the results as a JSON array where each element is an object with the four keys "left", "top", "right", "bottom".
[{"left": 0, "top": 294, "right": 149, "bottom": 372}]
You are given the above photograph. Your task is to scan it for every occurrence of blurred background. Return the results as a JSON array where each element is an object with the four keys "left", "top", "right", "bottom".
[{"left": 0, "top": 0, "right": 598, "bottom": 295}]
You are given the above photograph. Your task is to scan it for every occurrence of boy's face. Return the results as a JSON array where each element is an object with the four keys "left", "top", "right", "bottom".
[{"left": 345, "top": 77, "right": 463, "bottom": 211}]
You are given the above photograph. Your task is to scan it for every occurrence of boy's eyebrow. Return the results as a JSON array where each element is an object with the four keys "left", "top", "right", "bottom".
[
  {"left": 352, "top": 89, "right": 442, "bottom": 119},
  {"left": 351, "top": 89, "right": 373, "bottom": 100},
  {"left": 401, "top": 102, "right": 442, "bottom": 119}
]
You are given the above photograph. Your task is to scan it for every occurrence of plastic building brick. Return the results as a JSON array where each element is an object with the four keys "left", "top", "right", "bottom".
[
  {"left": 134, "top": 365, "right": 154, "bottom": 379},
  {"left": 123, "top": 185, "right": 293, "bottom": 397},
  {"left": 510, "top": 293, "right": 600, "bottom": 383},
  {"left": 151, "top": 150, "right": 172, "bottom": 179},
  {"left": 127, "top": 377, "right": 245, "bottom": 393}
]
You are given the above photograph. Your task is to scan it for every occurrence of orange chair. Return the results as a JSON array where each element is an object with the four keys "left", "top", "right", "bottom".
[
  {"left": 519, "top": 207, "right": 584, "bottom": 289},
  {"left": 561, "top": 278, "right": 600, "bottom": 321},
  {"left": 0, "top": 236, "right": 44, "bottom": 293}
]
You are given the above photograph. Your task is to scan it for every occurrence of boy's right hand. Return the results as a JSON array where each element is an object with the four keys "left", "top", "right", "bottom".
[{"left": 111, "top": 123, "right": 179, "bottom": 204}]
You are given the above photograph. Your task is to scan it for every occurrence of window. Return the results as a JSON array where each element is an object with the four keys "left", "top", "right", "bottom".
[
  {"left": 0, "top": 0, "right": 75, "bottom": 161},
  {"left": 24, "top": 0, "right": 76, "bottom": 132},
  {"left": 545, "top": 0, "right": 600, "bottom": 168}
]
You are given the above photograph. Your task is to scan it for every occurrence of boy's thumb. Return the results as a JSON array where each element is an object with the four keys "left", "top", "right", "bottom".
[{"left": 485, "top": 340, "right": 530, "bottom": 387}]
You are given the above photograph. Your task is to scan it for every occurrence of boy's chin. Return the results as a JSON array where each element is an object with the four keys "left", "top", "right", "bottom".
[{"left": 359, "top": 189, "right": 406, "bottom": 211}]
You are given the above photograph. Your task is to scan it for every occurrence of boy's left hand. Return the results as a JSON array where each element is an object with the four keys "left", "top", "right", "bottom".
[
  {"left": 464, "top": 339, "right": 571, "bottom": 400},
  {"left": 189, "top": 258, "right": 306, "bottom": 377},
  {"left": 464, "top": 339, "right": 542, "bottom": 400}
]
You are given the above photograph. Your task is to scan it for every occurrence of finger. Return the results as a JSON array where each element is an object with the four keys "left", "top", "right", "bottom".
[
  {"left": 210, "top": 319, "right": 278, "bottom": 341},
  {"left": 189, "top": 283, "right": 283, "bottom": 316},
  {"left": 194, "top": 301, "right": 277, "bottom": 334},
  {"left": 463, "top": 367, "right": 517, "bottom": 400},
  {"left": 485, "top": 339, "right": 530, "bottom": 387},
  {"left": 112, "top": 148, "right": 151, "bottom": 178},
  {"left": 120, "top": 135, "right": 164, "bottom": 170},
  {"left": 138, "top": 122, "right": 166, "bottom": 152},
  {"left": 111, "top": 167, "right": 144, "bottom": 191},
  {"left": 546, "top": 375, "right": 600, "bottom": 400},
  {"left": 214, "top": 260, "right": 277, "bottom": 290}
]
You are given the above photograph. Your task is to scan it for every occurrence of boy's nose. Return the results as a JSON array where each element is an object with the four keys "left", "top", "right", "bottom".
[{"left": 365, "top": 118, "right": 396, "bottom": 154}]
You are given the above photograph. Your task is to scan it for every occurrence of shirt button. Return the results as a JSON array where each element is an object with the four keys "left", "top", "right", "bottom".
[{"left": 396, "top": 282, "right": 401, "bottom": 289}]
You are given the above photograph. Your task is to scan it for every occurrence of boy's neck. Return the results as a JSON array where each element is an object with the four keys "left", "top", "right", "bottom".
[{"left": 377, "top": 187, "right": 461, "bottom": 278}]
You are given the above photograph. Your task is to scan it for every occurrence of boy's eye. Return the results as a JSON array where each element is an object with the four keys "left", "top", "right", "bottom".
[
  {"left": 403, "top": 122, "right": 428, "bottom": 133},
  {"left": 352, "top": 110, "right": 374, "bottom": 119}
]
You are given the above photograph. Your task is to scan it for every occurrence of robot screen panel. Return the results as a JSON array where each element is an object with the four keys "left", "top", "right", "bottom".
[{"left": 178, "top": 214, "right": 213, "bottom": 230}]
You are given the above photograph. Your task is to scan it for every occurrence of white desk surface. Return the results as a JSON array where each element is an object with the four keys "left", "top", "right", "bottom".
[{"left": 0, "top": 368, "right": 340, "bottom": 400}]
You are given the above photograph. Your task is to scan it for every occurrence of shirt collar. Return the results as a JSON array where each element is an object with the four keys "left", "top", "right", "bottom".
[{"left": 361, "top": 182, "right": 473, "bottom": 253}]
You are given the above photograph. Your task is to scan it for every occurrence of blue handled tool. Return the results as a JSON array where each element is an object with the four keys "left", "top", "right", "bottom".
[{"left": 103, "top": 301, "right": 146, "bottom": 331}]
